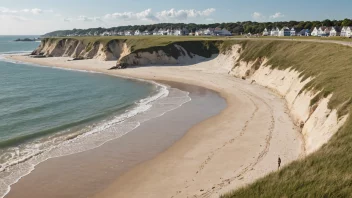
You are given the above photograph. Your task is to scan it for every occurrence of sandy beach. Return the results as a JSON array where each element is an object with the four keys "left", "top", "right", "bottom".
[{"left": 6, "top": 54, "right": 304, "bottom": 198}]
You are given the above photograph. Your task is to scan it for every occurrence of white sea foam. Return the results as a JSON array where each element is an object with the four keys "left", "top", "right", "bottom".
[{"left": 0, "top": 59, "right": 191, "bottom": 198}]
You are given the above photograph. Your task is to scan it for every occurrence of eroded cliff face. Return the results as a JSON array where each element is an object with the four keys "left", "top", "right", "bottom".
[
  {"left": 230, "top": 52, "right": 347, "bottom": 154},
  {"left": 33, "top": 39, "right": 220, "bottom": 68},
  {"left": 32, "top": 38, "right": 131, "bottom": 61}
]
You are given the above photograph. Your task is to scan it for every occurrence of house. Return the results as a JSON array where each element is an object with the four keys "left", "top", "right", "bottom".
[
  {"left": 134, "top": 30, "right": 141, "bottom": 36},
  {"left": 195, "top": 29, "right": 205, "bottom": 36},
  {"left": 174, "top": 28, "right": 189, "bottom": 36},
  {"left": 297, "top": 29, "right": 310, "bottom": 36},
  {"left": 214, "top": 27, "right": 222, "bottom": 36},
  {"left": 204, "top": 28, "right": 214, "bottom": 36},
  {"left": 278, "top": 27, "right": 290, "bottom": 36},
  {"left": 182, "top": 28, "right": 189, "bottom": 36},
  {"left": 214, "top": 28, "right": 231, "bottom": 36},
  {"left": 262, "top": 28, "right": 269, "bottom": 36},
  {"left": 317, "top": 27, "right": 329, "bottom": 36},
  {"left": 311, "top": 27, "right": 319, "bottom": 36},
  {"left": 270, "top": 27, "right": 280, "bottom": 36},
  {"left": 329, "top": 27, "right": 341, "bottom": 36},
  {"left": 142, "top": 30, "right": 151, "bottom": 35},
  {"left": 124, "top": 30, "right": 134, "bottom": 36},
  {"left": 290, "top": 27, "right": 297, "bottom": 36},
  {"left": 347, "top": 27, "right": 352, "bottom": 37},
  {"left": 101, "top": 31, "right": 111, "bottom": 36},
  {"left": 341, "top": 26, "right": 352, "bottom": 37},
  {"left": 152, "top": 28, "right": 159, "bottom": 35},
  {"left": 174, "top": 29, "right": 183, "bottom": 36},
  {"left": 323, "top": 27, "right": 333, "bottom": 37},
  {"left": 157, "top": 28, "right": 166, "bottom": 35},
  {"left": 221, "top": 28, "right": 232, "bottom": 36}
]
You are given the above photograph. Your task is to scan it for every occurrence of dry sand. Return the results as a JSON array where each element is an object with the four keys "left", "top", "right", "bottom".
[{"left": 7, "top": 55, "right": 304, "bottom": 198}]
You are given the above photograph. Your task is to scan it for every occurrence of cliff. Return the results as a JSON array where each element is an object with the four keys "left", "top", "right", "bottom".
[
  {"left": 32, "top": 38, "right": 222, "bottom": 67},
  {"left": 32, "top": 38, "right": 130, "bottom": 61}
]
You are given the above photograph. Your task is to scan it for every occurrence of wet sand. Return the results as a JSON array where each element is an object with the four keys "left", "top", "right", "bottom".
[{"left": 5, "top": 81, "right": 226, "bottom": 198}]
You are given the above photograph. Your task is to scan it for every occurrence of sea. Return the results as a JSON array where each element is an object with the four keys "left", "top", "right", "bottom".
[{"left": 0, "top": 36, "right": 191, "bottom": 197}]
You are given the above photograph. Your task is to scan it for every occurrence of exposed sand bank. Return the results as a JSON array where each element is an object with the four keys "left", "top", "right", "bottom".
[{"left": 7, "top": 54, "right": 304, "bottom": 197}]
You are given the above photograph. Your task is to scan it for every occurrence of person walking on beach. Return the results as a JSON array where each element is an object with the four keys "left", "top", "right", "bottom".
[{"left": 278, "top": 156, "right": 281, "bottom": 170}]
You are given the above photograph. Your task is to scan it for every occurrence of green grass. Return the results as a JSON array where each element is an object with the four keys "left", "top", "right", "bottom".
[
  {"left": 221, "top": 40, "right": 352, "bottom": 197},
  {"left": 42, "top": 36, "right": 224, "bottom": 52}
]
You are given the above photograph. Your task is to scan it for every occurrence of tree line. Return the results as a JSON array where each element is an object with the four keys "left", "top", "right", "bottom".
[{"left": 44, "top": 18, "right": 352, "bottom": 37}]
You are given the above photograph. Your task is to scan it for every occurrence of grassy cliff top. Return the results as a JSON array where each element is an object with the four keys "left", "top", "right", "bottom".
[{"left": 43, "top": 36, "right": 228, "bottom": 51}]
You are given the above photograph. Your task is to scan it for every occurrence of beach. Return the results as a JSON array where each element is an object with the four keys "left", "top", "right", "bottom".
[{"left": 6, "top": 54, "right": 304, "bottom": 197}]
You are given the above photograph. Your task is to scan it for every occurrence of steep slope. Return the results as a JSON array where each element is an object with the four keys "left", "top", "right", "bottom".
[{"left": 32, "top": 38, "right": 130, "bottom": 61}]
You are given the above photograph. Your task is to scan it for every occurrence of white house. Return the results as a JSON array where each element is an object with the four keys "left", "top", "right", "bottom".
[
  {"left": 270, "top": 27, "right": 280, "bottom": 36},
  {"left": 311, "top": 27, "right": 319, "bottom": 36},
  {"left": 330, "top": 27, "right": 341, "bottom": 37},
  {"left": 195, "top": 29, "right": 205, "bottom": 36},
  {"left": 347, "top": 27, "right": 352, "bottom": 37},
  {"left": 278, "top": 27, "right": 290, "bottom": 36},
  {"left": 134, "top": 30, "right": 141, "bottom": 36},
  {"left": 124, "top": 30, "right": 134, "bottom": 36},
  {"left": 101, "top": 31, "right": 111, "bottom": 36},
  {"left": 341, "top": 26, "right": 352, "bottom": 37},
  {"left": 262, "top": 28, "right": 269, "bottom": 36},
  {"left": 290, "top": 28, "right": 296, "bottom": 36},
  {"left": 317, "top": 27, "right": 329, "bottom": 36},
  {"left": 174, "top": 29, "right": 183, "bottom": 36},
  {"left": 157, "top": 29, "right": 166, "bottom": 35},
  {"left": 142, "top": 30, "right": 151, "bottom": 35},
  {"left": 204, "top": 28, "right": 214, "bottom": 36}
]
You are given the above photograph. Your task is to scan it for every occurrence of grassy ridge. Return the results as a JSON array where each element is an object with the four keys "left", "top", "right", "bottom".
[
  {"left": 222, "top": 40, "right": 352, "bottom": 197},
  {"left": 43, "top": 36, "right": 225, "bottom": 52}
]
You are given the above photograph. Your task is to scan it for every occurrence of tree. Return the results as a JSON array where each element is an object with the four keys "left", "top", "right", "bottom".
[
  {"left": 342, "top": 18, "right": 352, "bottom": 26},
  {"left": 322, "top": 19, "right": 333, "bottom": 26},
  {"left": 304, "top": 22, "right": 313, "bottom": 29},
  {"left": 43, "top": 18, "right": 352, "bottom": 37}
]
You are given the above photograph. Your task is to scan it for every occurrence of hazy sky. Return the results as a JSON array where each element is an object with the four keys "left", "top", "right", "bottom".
[{"left": 0, "top": 0, "right": 351, "bottom": 35}]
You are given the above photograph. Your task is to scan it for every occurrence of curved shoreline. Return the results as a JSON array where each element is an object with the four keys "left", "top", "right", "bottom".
[
  {"left": 5, "top": 55, "right": 304, "bottom": 197},
  {"left": 0, "top": 55, "right": 194, "bottom": 198}
]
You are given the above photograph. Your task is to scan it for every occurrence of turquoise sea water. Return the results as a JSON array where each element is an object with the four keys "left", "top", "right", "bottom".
[
  {"left": 0, "top": 36, "right": 191, "bottom": 197},
  {"left": 0, "top": 36, "right": 153, "bottom": 151}
]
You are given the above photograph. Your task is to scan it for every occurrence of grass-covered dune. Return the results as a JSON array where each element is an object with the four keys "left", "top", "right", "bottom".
[{"left": 221, "top": 40, "right": 352, "bottom": 197}]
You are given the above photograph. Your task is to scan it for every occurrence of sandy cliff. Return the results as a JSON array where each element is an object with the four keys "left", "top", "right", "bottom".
[
  {"left": 32, "top": 38, "right": 130, "bottom": 61},
  {"left": 230, "top": 55, "right": 347, "bottom": 154}
]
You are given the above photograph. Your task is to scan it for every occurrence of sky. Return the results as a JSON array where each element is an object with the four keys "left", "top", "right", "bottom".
[{"left": 0, "top": 0, "right": 351, "bottom": 35}]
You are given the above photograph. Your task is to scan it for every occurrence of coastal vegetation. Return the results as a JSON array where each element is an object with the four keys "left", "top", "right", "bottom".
[{"left": 32, "top": 37, "right": 352, "bottom": 196}]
